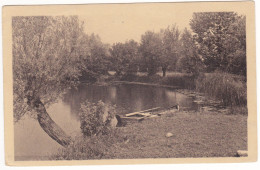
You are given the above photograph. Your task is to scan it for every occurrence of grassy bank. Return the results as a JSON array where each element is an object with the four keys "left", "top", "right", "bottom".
[
  {"left": 51, "top": 110, "right": 247, "bottom": 159},
  {"left": 118, "top": 73, "right": 195, "bottom": 89}
]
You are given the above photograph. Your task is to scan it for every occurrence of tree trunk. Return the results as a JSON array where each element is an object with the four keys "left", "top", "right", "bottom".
[
  {"left": 32, "top": 99, "right": 72, "bottom": 147},
  {"left": 162, "top": 67, "right": 167, "bottom": 77}
]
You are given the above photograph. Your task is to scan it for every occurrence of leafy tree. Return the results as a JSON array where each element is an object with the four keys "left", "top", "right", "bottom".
[
  {"left": 139, "top": 31, "right": 162, "bottom": 76},
  {"left": 179, "top": 28, "right": 203, "bottom": 74},
  {"left": 190, "top": 12, "right": 246, "bottom": 76},
  {"left": 13, "top": 16, "right": 86, "bottom": 147},
  {"left": 80, "top": 34, "right": 111, "bottom": 81},
  {"left": 109, "top": 40, "right": 140, "bottom": 76},
  {"left": 160, "top": 25, "right": 180, "bottom": 77}
]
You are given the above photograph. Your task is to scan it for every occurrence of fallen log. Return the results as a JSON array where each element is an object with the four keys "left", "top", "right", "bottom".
[{"left": 125, "top": 107, "right": 160, "bottom": 117}]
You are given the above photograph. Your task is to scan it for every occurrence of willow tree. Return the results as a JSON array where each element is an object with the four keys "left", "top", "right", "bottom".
[
  {"left": 109, "top": 40, "right": 140, "bottom": 76},
  {"left": 160, "top": 25, "right": 180, "bottom": 77},
  {"left": 13, "top": 16, "right": 86, "bottom": 147},
  {"left": 139, "top": 31, "right": 162, "bottom": 76}
]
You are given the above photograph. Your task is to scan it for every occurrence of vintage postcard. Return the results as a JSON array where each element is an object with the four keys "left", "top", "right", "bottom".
[{"left": 2, "top": 1, "right": 256, "bottom": 166}]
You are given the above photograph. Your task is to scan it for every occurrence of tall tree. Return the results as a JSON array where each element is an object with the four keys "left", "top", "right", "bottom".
[
  {"left": 179, "top": 28, "right": 203, "bottom": 74},
  {"left": 80, "top": 34, "right": 111, "bottom": 81},
  {"left": 109, "top": 40, "right": 140, "bottom": 76},
  {"left": 139, "top": 31, "right": 162, "bottom": 76},
  {"left": 190, "top": 12, "right": 246, "bottom": 75},
  {"left": 13, "top": 16, "right": 86, "bottom": 147},
  {"left": 160, "top": 25, "right": 180, "bottom": 77}
]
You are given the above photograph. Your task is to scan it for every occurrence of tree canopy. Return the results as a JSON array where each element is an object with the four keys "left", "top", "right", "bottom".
[
  {"left": 179, "top": 28, "right": 203, "bottom": 74},
  {"left": 79, "top": 34, "right": 111, "bottom": 81},
  {"left": 139, "top": 31, "right": 163, "bottom": 76},
  {"left": 109, "top": 40, "right": 140, "bottom": 76},
  {"left": 13, "top": 16, "right": 87, "bottom": 122},
  {"left": 159, "top": 25, "right": 180, "bottom": 76},
  {"left": 190, "top": 12, "right": 246, "bottom": 75}
]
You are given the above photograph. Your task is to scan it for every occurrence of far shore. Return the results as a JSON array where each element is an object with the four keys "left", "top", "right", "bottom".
[{"left": 111, "top": 80, "right": 180, "bottom": 89}]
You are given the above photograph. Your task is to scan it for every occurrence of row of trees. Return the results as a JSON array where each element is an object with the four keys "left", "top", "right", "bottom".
[
  {"left": 13, "top": 12, "right": 246, "bottom": 147},
  {"left": 109, "top": 25, "right": 189, "bottom": 77},
  {"left": 109, "top": 12, "right": 246, "bottom": 77}
]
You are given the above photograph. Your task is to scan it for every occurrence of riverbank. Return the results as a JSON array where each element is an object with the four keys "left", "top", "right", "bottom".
[
  {"left": 107, "top": 71, "right": 247, "bottom": 115},
  {"left": 51, "top": 109, "right": 247, "bottom": 159}
]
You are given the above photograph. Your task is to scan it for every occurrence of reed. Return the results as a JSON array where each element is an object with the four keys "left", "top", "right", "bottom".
[{"left": 195, "top": 72, "right": 247, "bottom": 107}]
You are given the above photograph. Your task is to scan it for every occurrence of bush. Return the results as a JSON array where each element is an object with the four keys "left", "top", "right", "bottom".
[{"left": 79, "top": 101, "right": 117, "bottom": 137}]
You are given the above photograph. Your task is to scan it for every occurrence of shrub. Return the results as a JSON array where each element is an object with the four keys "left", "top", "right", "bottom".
[{"left": 79, "top": 101, "right": 117, "bottom": 137}]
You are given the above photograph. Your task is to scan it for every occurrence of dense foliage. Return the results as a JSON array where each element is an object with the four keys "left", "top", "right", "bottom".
[
  {"left": 179, "top": 28, "right": 203, "bottom": 74},
  {"left": 109, "top": 40, "right": 140, "bottom": 76},
  {"left": 159, "top": 25, "right": 181, "bottom": 76},
  {"left": 79, "top": 34, "right": 111, "bottom": 82},
  {"left": 190, "top": 12, "right": 246, "bottom": 76},
  {"left": 79, "top": 101, "right": 117, "bottom": 137},
  {"left": 13, "top": 16, "right": 86, "bottom": 121},
  {"left": 139, "top": 31, "right": 162, "bottom": 76}
]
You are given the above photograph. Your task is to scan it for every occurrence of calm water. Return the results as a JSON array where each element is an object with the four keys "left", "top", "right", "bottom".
[{"left": 14, "top": 83, "right": 197, "bottom": 160}]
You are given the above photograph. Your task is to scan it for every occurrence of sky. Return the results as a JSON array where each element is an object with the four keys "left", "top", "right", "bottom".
[
  {"left": 79, "top": 3, "right": 194, "bottom": 44},
  {"left": 78, "top": 2, "right": 247, "bottom": 45}
]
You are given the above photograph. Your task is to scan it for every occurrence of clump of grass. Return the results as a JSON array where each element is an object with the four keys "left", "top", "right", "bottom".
[
  {"left": 50, "top": 129, "right": 127, "bottom": 160},
  {"left": 195, "top": 72, "right": 247, "bottom": 108}
]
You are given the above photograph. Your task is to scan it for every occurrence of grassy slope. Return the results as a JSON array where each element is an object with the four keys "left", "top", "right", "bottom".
[{"left": 105, "top": 111, "right": 247, "bottom": 159}]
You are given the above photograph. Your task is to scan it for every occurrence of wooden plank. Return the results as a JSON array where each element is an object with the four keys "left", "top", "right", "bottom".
[{"left": 125, "top": 107, "right": 160, "bottom": 117}]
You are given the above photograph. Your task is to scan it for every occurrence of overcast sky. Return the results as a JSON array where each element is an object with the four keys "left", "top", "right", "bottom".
[{"left": 78, "top": 3, "right": 246, "bottom": 45}]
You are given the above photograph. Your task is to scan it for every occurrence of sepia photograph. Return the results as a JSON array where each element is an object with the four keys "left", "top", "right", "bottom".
[{"left": 2, "top": 1, "right": 257, "bottom": 166}]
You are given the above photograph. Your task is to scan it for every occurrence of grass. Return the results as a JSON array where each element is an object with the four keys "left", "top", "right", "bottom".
[
  {"left": 51, "top": 110, "right": 247, "bottom": 159},
  {"left": 104, "top": 111, "right": 247, "bottom": 159}
]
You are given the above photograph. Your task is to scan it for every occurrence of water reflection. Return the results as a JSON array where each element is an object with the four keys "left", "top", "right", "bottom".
[{"left": 63, "top": 84, "right": 197, "bottom": 118}]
